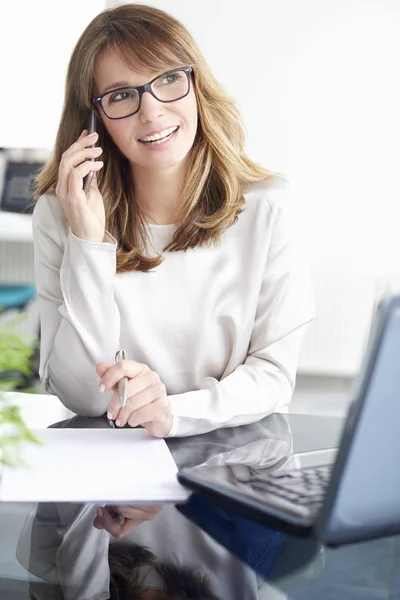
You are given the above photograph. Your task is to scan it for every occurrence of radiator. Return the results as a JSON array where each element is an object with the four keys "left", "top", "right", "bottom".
[
  {"left": 0, "top": 240, "right": 39, "bottom": 340},
  {"left": 297, "top": 259, "right": 377, "bottom": 377},
  {"left": 0, "top": 240, "right": 34, "bottom": 284}
]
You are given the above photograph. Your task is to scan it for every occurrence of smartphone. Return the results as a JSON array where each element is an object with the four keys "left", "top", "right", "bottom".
[{"left": 83, "top": 110, "right": 97, "bottom": 194}]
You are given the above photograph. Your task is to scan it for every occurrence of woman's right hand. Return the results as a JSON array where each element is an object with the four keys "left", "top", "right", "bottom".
[
  {"left": 93, "top": 504, "right": 162, "bottom": 540},
  {"left": 55, "top": 129, "right": 106, "bottom": 242}
]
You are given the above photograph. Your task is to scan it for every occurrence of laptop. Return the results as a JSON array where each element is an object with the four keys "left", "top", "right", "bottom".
[{"left": 178, "top": 294, "right": 400, "bottom": 547}]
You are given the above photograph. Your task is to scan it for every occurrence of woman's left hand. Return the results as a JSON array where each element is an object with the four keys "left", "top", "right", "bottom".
[{"left": 96, "top": 361, "right": 173, "bottom": 437}]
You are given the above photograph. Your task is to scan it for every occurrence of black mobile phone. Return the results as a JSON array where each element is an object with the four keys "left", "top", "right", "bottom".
[{"left": 83, "top": 110, "right": 97, "bottom": 194}]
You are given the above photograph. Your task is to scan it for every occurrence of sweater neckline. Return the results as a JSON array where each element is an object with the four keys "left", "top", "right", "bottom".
[{"left": 147, "top": 222, "right": 177, "bottom": 231}]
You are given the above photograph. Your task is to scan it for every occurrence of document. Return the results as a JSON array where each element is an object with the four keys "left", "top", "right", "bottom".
[{"left": 0, "top": 428, "right": 190, "bottom": 503}]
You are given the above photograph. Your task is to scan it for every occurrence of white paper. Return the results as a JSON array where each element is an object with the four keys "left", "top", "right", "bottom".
[{"left": 0, "top": 428, "right": 190, "bottom": 503}]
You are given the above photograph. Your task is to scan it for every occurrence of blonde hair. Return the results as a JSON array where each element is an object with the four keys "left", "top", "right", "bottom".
[{"left": 35, "top": 3, "right": 273, "bottom": 272}]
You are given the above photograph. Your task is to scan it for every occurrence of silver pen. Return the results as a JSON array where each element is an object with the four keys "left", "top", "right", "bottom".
[
  {"left": 107, "top": 351, "right": 128, "bottom": 524},
  {"left": 115, "top": 350, "right": 128, "bottom": 408}
]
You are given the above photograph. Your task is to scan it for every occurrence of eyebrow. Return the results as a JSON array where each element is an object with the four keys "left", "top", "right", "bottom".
[
  {"left": 98, "top": 67, "right": 182, "bottom": 95},
  {"left": 100, "top": 80, "right": 134, "bottom": 94}
]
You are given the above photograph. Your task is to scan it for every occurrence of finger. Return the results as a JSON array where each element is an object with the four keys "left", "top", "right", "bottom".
[
  {"left": 99, "top": 507, "right": 140, "bottom": 540},
  {"left": 93, "top": 518, "right": 104, "bottom": 530},
  {"left": 93, "top": 505, "right": 106, "bottom": 530},
  {"left": 110, "top": 384, "right": 156, "bottom": 426},
  {"left": 81, "top": 131, "right": 99, "bottom": 146},
  {"left": 73, "top": 130, "right": 89, "bottom": 146},
  {"left": 104, "top": 504, "right": 125, "bottom": 524},
  {"left": 66, "top": 157, "right": 104, "bottom": 181},
  {"left": 95, "top": 506, "right": 122, "bottom": 537},
  {"left": 63, "top": 131, "right": 99, "bottom": 158},
  {"left": 96, "top": 362, "right": 112, "bottom": 378},
  {"left": 115, "top": 505, "right": 162, "bottom": 521},
  {"left": 99, "top": 361, "right": 149, "bottom": 393},
  {"left": 118, "top": 519, "right": 144, "bottom": 539},
  {"left": 106, "top": 371, "right": 160, "bottom": 420},
  {"left": 67, "top": 160, "right": 104, "bottom": 198},
  {"left": 60, "top": 146, "right": 103, "bottom": 172},
  {"left": 116, "top": 385, "right": 164, "bottom": 427},
  {"left": 127, "top": 392, "right": 168, "bottom": 428},
  {"left": 57, "top": 156, "right": 103, "bottom": 202}
]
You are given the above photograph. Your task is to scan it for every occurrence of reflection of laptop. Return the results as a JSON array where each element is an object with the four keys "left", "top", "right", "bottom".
[{"left": 179, "top": 295, "right": 400, "bottom": 546}]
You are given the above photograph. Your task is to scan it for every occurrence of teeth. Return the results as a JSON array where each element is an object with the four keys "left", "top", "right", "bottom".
[{"left": 140, "top": 126, "right": 178, "bottom": 142}]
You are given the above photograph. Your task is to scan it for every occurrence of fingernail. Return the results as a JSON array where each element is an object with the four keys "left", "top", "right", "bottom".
[
  {"left": 97, "top": 507, "right": 103, "bottom": 518},
  {"left": 93, "top": 146, "right": 102, "bottom": 152},
  {"left": 88, "top": 131, "right": 97, "bottom": 136},
  {"left": 107, "top": 411, "right": 113, "bottom": 420},
  {"left": 99, "top": 384, "right": 106, "bottom": 393},
  {"left": 116, "top": 420, "right": 121, "bottom": 427}
]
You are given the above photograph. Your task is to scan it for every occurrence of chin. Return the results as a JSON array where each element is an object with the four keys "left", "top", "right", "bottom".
[{"left": 136, "top": 150, "right": 191, "bottom": 171}]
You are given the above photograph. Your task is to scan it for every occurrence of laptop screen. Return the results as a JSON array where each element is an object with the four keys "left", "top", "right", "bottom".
[{"left": 319, "top": 297, "right": 400, "bottom": 545}]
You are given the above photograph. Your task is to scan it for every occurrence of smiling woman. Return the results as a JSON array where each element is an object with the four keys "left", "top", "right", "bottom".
[
  {"left": 35, "top": 3, "right": 260, "bottom": 272},
  {"left": 31, "top": 3, "right": 314, "bottom": 439},
  {"left": 92, "top": 53, "right": 198, "bottom": 186}
]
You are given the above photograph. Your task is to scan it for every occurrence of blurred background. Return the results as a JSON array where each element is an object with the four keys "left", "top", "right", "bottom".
[{"left": 1, "top": 0, "right": 400, "bottom": 422}]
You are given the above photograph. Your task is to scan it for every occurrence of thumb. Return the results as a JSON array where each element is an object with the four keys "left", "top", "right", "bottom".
[{"left": 96, "top": 362, "right": 111, "bottom": 378}]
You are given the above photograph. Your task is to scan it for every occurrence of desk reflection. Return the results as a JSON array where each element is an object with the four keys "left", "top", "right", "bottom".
[{"left": 16, "top": 414, "right": 321, "bottom": 599}]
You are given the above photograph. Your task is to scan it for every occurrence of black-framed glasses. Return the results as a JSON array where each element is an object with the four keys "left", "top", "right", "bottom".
[{"left": 92, "top": 66, "right": 193, "bottom": 120}]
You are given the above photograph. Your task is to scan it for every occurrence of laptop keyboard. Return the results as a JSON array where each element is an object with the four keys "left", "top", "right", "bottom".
[{"left": 251, "top": 464, "right": 333, "bottom": 517}]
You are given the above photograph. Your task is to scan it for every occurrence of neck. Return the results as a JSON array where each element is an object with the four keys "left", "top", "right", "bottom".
[{"left": 132, "top": 163, "right": 185, "bottom": 225}]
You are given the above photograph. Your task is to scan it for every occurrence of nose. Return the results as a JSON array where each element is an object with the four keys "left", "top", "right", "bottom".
[{"left": 138, "top": 91, "right": 164, "bottom": 123}]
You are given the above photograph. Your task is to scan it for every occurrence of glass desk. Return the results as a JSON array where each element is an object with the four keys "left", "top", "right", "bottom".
[{"left": 1, "top": 412, "right": 395, "bottom": 599}]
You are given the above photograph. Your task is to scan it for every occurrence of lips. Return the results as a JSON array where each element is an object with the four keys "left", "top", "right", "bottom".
[{"left": 139, "top": 125, "right": 179, "bottom": 143}]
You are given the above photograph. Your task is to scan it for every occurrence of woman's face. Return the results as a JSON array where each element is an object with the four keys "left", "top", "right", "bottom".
[{"left": 94, "top": 49, "right": 198, "bottom": 173}]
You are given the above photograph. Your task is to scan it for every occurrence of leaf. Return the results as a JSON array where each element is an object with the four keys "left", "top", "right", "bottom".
[{"left": 0, "top": 313, "right": 40, "bottom": 466}]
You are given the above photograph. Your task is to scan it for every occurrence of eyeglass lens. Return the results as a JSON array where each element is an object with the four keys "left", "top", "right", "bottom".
[{"left": 102, "top": 69, "right": 189, "bottom": 119}]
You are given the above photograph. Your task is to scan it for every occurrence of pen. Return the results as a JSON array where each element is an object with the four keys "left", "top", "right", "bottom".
[{"left": 115, "top": 349, "right": 128, "bottom": 408}]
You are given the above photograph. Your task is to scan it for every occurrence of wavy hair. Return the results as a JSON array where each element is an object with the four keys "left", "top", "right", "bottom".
[
  {"left": 108, "top": 543, "right": 220, "bottom": 599},
  {"left": 35, "top": 3, "right": 273, "bottom": 272}
]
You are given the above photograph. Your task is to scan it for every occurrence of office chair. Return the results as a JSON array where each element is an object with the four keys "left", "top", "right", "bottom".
[{"left": 0, "top": 285, "right": 36, "bottom": 312}]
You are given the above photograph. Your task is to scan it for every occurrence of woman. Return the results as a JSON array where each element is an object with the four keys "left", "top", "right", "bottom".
[{"left": 33, "top": 4, "right": 314, "bottom": 437}]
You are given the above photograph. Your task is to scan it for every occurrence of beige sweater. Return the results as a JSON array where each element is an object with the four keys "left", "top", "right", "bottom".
[{"left": 32, "top": 176, "right": 314, "bottom": 437}]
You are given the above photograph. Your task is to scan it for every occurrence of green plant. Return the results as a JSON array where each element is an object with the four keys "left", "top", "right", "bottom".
[{"left": 0, "top": 314, "right": 40, "bottom": 466}]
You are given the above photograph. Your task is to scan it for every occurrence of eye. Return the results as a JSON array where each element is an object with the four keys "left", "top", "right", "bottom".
[
  {"left": 159, "top": 72, "right": 181, "bottom": 86},
  {"left": 109, "top": 89, "right": 137, "bottom": 104}
]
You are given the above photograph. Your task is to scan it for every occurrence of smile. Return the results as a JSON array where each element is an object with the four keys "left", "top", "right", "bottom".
[{"left": 139, "top": 126, "right": 179, "bottom": 145}]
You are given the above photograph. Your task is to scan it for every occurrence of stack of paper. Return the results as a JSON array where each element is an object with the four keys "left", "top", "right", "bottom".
[{"left": 0, "top": 428, "right": 190, "bottom": 503}]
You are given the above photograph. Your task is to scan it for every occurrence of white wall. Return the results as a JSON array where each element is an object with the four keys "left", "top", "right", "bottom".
[
  {"left": 109, "top": 0, "right": 400, "bottom": 280},
  {"left": 0, "top": 0, "right": 105, "bottom": 150}
]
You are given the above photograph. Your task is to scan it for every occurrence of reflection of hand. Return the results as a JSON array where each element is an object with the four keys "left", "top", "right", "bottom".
[
  {"left": 93, "top": 505, "right": 162, "bottom": 540},
  {"left": 96, "top": 362, "right": 173, "bottom": 437}
]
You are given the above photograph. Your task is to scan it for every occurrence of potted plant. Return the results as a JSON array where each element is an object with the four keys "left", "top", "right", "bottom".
[{"left": 0, "top": 315, "right": 40, "bottom": 466}]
